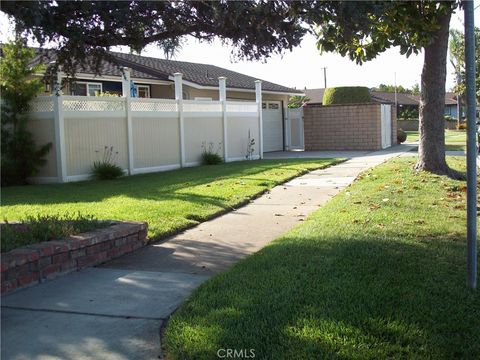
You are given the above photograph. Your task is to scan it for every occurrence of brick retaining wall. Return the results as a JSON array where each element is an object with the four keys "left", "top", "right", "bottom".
[
  {"left": 1, "top": 221, "right": 147, "bottom": 294},
  {"left": 304, "top": 103, "right": 397, "bottom": 151}
]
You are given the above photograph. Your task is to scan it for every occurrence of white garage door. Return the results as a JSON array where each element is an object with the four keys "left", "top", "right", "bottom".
[{"left": 262, "top": 101, "right": 283, "bottom": 152}]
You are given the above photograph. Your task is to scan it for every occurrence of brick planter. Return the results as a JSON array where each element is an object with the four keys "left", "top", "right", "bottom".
[{"left": 1, "top": 221, "right": 147, "bottom": 295}]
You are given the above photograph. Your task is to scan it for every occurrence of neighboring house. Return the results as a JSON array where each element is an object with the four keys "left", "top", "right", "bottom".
[
  {"left": 305, "top": 88, "right": 464, "bottom": 119},
  {"left": 409, "top": 92, "right": 464, "bottom": 119},
  {"left": 371, "top": 91, "right": 419, "bottom": 118},
  {"left": 34, "top": 50, "right": 302, "bottom": 152}
]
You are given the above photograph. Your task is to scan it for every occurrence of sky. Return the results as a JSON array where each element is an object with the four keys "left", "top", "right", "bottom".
[{"left": 1, "top": 2, "right": 479, "bottom": 92}]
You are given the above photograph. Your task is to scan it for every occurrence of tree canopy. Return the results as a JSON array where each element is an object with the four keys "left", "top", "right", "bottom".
[
  {"left": 371, "top": 84, "right": 420, "bottom": 95},
  {"left": 1, "top": 0, "right": 310, "bottom": 77},
  {"left": 1, "top": 40, "right": 51, "bottom": 185},
  {"left": 449, "top": 27, "right": 480, "bottom": 103}
]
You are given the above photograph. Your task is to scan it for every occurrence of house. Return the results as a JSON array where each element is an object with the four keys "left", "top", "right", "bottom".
[
  {"left": 305, "top": 88, "right": 464, "bottom": 119},
  {"left": 34, "top": 50, "right": 302, "bottom": 152}
]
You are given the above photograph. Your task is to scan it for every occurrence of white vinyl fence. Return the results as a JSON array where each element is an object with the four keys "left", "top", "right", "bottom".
[
  {"left": 287, "top": 107, "right": 304, "bottom": 150},
  {"left": 28, "top": 94, "right": 261, "bottom": 183}
]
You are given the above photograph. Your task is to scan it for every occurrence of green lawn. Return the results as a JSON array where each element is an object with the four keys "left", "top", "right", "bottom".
[
  {"left": 1, "top": 159, "right": 341, "bottom": 242},
  {"left": 164, "top": 156, "right": 480, "bottom": 359},
  {"left": 406, "top": 130, "right": 467, "bottom": 151}
]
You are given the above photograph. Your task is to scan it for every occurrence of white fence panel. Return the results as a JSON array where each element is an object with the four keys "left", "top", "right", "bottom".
[
  {"left": 288, "top": 107, "right": 304, "bottom": 150},
  {"left": 27, "top": 96, "right": 261, "bottom": 182},
  {"left": 226, "top": 101, "right": 258, "bottom": 113},
  {"left": 30, "top": 96, "right": 54, "bottom": 113},
  {"left": 381, "top": 104, "right": 392, "bottom": 149},
  {"left": 183, "top": 100, "right": 222, "bottom": 112},
  {"left": 62, "top": 96, "right": 126, "bottom": 112},
  {"left": 131, "top": 98, "right": 178, "bottom": 112}
]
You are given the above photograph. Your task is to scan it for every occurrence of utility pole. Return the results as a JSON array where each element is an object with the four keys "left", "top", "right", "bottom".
[
  {"left": 394, "top": 72, "right": 398, "bottom": 116},
  {"left": 321, "top": 67, "right": 327, "bottom": 88},
  {"left": 464, "top": 0, "right": 477, "bottom": 289}
]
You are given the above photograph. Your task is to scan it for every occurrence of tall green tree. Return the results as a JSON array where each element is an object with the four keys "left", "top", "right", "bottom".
[
  {"left": 449, "top": 28, "right": 480, "bottom": 104},
  {"left": 308, "top": 1, "right": 460, "bottom": 177},
  {"left": 371, "top": 84, "right": 420, "bottom": 95},
  {"left": 1, "top": 39, "right": 52, "bottom": 185},
  {"left": 1, "top": 0, "right": 463, "bottom": 177},
  {"left": 371, "top": 84, "right": 411, "bottom": 94}
]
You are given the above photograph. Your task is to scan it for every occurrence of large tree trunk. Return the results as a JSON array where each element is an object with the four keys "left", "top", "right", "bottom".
[{"left": 415, "top": 10, "right": 462, "bottom": 179}]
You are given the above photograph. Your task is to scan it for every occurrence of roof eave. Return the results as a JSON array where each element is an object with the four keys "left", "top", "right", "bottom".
[{"left": 170, "top": 76, "right": 301, "bottom": 96}]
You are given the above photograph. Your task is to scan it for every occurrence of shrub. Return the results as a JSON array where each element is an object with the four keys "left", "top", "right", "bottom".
[
  {"left": 456, "top": 122, "right": 467, "bottom": 130},
  {"left": 91, "top": 146, "right": 124, "bottom": 180},
  {"left": 399, "top": 108, "right": 419, "bottom": 120},
  {"left": 288, "top": 95, "right": 310, "bottom": 108},
  {"left": 201, "top": 141, "right": 223, "bottom": 165},
  {"left": 1, "top": 213, "right": 108, "bottom": 253},
  {"left": 1, "top": 39, "right": 52, "bottom": 185},
  {"left": 444, "top": 115, "right": 456, "bottom": 122},
  {"left": 322, "top": 86, "right": 371, "bottom": 105},
  {"left": 397, "top": 128, "right": 407, "bottom": 143},
  {"left": 246, "top": 129, "right": 256, "bottom": 160}
]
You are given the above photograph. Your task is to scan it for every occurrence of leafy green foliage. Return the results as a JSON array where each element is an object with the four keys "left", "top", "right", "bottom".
[
  {"left": 164, "top": 157, "right": 479, "bottom": 359},
  {"left": 322, "top": 86, "right": 371, "bottom": 105},
  {"left": 1, "top": 213, "right": 106, "bottom": 252},
  {"left": 397, "top": 128, "right": 407, "bottom": 143},
  {"left": 2, "top": 159, "right": 342, "bottom": 242},
  {"left": 449, "top": 28, "right": 480, "bottom": 103},
  {"left": 1, "top": 1, "right": 309, "bottom": 77},
  {"left": 201, "top": 142, "right": 223, "bottom": 165},
  {"left": 371, "top": 83, "right": 420, "bottom": 95},
  {"left": 91, "top": 162, "right": 124, "bottom": 180},
  {"left": 91, "top": 146, "right": 124, "bottom": 180},
  {"left": 399, "top": 107, "right": 419, "bottom": 120},
  {"left": 0, "top": 39, "right": 52, "bottom": 185},
  {"left": 312, "top": 2, "right": 457, "bottom": 64},
  {"left": 288, "top": 95, "right": 310, "bottom": 109}
]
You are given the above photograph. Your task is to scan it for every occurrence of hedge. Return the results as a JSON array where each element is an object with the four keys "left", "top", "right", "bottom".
[{"left": 322, "top": 87, "right": 371, "bottom": 105}]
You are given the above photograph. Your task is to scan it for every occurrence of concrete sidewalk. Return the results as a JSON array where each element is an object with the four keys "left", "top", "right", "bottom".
[{"left": 1, "top": 145, "right": 411, "bottom": 360}]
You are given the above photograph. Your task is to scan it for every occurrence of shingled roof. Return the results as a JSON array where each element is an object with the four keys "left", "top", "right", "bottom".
[
  {"left": 370, "top": 91, "right": 419, "bottom": 106},
  {"left": 111, "top": 52, "right": 301, "bottom": 94},
  {"left": 29, "top": 48, "right": 301, "bottom": 94}
]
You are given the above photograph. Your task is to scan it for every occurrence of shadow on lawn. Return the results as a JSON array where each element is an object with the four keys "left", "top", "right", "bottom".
[
  {"left": 165, "top": 234, "right": 480, "bottom": 359},
  {"left": 1, "top": 160, "right": 331, "bottom": 207}
]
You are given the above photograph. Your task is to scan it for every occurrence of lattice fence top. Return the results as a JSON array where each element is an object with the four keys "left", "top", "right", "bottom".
[
  {"left": 62, "top": 97, "right": 125, "bottom": 112},
  {"left": 131, "top": 99, "right": 178, "bottom": 112},
  {"left": 226, "top": 101, "right": 258, "bottom": 113},
  {"left": 183, "top": 100, "right": 222, "bottom": 112},
  {"left": 30, "top": 97, "right": 54, "bottom": 112}
]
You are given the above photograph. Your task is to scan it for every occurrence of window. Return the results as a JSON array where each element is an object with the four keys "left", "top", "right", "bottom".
[
  {"left": 262, "top": 102, "right": 267, "bottom": 109},
  {"left": 136, "top": 84, "right": 150, "bottom": 98},
  {"left": 72, "top": 82, "right": 102, "bottom": 96},
  {"left": 268, "top": 103, "right": 279, "bottom": 110}
]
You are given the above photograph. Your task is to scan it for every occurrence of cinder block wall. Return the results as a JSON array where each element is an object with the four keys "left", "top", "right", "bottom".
[
  {"left": 391, "top": 105, "right": 397, "bottom": 146},
  {"left": 304, "top": 103, "right": 397, "bottom": 151}
]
